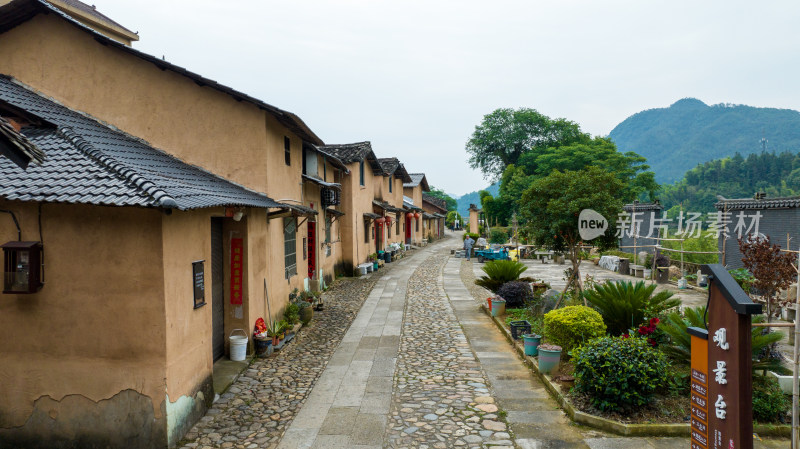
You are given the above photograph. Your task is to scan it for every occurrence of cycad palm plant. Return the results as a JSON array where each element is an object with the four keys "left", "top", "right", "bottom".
[
  {"left": 659, "top": 306, "right": 789, "bottom": 374},
  {"left": 474, "top": 260, "right": 532, "bottom": 293},
  {"left": 583, "top": 280, "right": 680, "bottom": 336}
]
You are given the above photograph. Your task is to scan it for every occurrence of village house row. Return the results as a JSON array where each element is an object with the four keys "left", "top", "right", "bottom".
[{"left": 0, "top": 0, "right": 447, "bottom": 447}]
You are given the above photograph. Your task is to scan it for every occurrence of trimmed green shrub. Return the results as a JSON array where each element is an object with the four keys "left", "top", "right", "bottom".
[
  {"left": 572, "top": 336, "right": 669, "bottom": 412},
  {"left": 583, "top": 280, "right": 680, "bottom": 336},
  {"left": 489, "top": 228, "right": 508, "bottom": 244},
  {"left": 752, "top": 375, "right": 789, "bottom": 422},
  {"left": 496, "top": 281, "right": 533, "bottom": 308},
  {"left": 543, "top": 305, "right": 606, "bottom": 354},
  {"left": 475, "top": 260, "right": 531, "bottom": 292},
  {"left": 462, "top": 232, "right": 480, "bottom": 241}
]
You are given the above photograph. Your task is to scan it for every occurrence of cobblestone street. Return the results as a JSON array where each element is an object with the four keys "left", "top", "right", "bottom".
[{"left": 178, "top": 233, "right": 789, "bottom": 449}]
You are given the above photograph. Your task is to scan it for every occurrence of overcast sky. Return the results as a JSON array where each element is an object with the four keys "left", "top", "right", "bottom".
[{"left": 96, "top": 0, "right": 800, "bottom": 197}]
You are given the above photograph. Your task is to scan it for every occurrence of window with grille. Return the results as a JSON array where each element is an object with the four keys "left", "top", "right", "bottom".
[
  {"left": 359, "top": 161, "right": 365, "bottom": 186},
  {"left": 389, "top": 175, "right": 393, "bottom": 193},
  {"left": 364, "top": 220, "right": 369, "bottom": 243},
  {"left": 284, "top": 217, "right": 297, "bottom": 278},
  {"left": 396, "top": 213, "right": 400, "bottom": 235}
]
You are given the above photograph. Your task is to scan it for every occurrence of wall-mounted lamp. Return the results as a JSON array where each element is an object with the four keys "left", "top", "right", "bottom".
[{"left": 233, "top": 210, "right": 244, "bottom": 221}]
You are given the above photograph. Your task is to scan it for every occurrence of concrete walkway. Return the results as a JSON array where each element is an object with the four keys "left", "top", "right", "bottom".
[
  {"left": 444, "top": 257, "right": 590, "bottom": 449},
  {"left": 277, "top": 244, "right": 433, "bottom": 448}
]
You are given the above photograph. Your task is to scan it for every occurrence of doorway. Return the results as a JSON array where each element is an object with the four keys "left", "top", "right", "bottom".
[{"left": 211, "top": 218, "right": 225, "bottom": 361}]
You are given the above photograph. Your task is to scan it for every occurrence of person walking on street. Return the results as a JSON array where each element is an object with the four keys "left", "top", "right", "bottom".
[{"left": 463, "top": 235, "right": 475, "bottom": 261}]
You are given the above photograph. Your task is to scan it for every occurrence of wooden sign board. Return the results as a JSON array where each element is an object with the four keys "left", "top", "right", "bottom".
[{"left": 692, "top": 264, "right": 762, "bottom": 449}]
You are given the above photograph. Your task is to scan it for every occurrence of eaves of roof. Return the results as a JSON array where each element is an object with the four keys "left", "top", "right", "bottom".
[
  {"left": 0, "top": 0, "right": 324, "bottom": 146},
  {"left": 714, "top": 196, "right": 800, "bottom": 211},
  {"left": 622, "top": 202, "right": 663, "bottom": 212},
  {"left": 0, "top": 75, "right": 290, "bottom": 211},
  {"left": 302, "top": 174, "right": 341, "bottom": 191},
  {"left": 403, "top": 173, "right": 429, "bottom": 191}
]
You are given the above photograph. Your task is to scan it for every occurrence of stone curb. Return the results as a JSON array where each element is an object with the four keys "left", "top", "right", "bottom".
[{"left": 479, "top": 304, "right": 791, "bottom": 438}]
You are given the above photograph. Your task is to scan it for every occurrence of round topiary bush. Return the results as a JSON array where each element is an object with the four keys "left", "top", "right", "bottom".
[
  {"left": 542, "top": 305, "right": 606, "bottom": 354},
  {"left": 496, "top": 281, "right": 533, "bottom": 308},
  {"left": 572, "top": 336, "right": 669, "bottom": 412}
]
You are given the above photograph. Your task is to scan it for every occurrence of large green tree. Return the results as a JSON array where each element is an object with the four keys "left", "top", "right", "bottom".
[
  {"left": 519, "top": 166, "right": 624, "bottom": 292},
  {"left": 518, "top": 137, "right": 658, "bottom": 201},
  {"left": 466, "top": 108, "right": 587, "bottom": 180},
  {"left": 479, "top": 136, "right": 656, "bottom": 227}
]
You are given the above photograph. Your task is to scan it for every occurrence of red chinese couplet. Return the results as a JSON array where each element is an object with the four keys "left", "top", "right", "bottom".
[{"left": 230, "top": 238, "right": 243, "bottom": 305}]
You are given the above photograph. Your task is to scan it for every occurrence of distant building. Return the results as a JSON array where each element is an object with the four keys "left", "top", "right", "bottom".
[
  {"left": 618, "top": 201, "right": 664, "bottom": 256},
  {"left": 715, "top": 194, "right": 798, "bottom": 269}
]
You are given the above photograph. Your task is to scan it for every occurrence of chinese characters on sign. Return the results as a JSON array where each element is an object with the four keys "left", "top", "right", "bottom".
[
  {"left": 690, "top": 329, "right": 709, "bottom": 449},
  {"left": 712, "top": 327, "right": 729, "bottom": 420},
  {"left": 192, "top": 260, "right": 205, "bottom": 309},
  {"left": 614, "top": 211, "right": 762, "bottom": 239},
  {"left": 230, "top": 238, "right": 243, "bottom": 305}
]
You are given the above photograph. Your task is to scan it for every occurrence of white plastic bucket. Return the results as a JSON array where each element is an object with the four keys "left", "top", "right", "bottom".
[{"left": 229, "top": 329, "right": 248, "bottom": 361}]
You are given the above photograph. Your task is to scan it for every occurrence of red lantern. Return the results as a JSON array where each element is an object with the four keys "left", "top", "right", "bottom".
[
  {"left": 384, "top": 216, "right": 392, "bottom": 225},
  {"left": 376, "top": 217, "right": 384, "bottom": 224},
  {"left": 415, "top": 212, "right": 421, "bottom": 219},
  {"left": 406, "top": 212, "right": 414, "bottom": 218}
]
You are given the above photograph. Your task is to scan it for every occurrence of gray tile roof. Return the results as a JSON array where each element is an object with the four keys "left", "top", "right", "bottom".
[
  {"left": 316, "top": 142, "right": 383, "bottom": 174},
  {"left": 0, "top": 75, "right": 286, "bottom": 211},
  {"left": 422, "top": 193, "right": 447, "bottom": 212},
  {"left": 0, "top": 0, "right": 323, "bottom": 146},
  {"left": 622, "top": 202, "right": 663, "bottom": 212},
  {"left": 317, "top": 142, "right": 373, "bottom": 164},
  {"left": 376, "top": 157, "right": 412, "bottom": 183},
  {"left": 404, "top": 173, "right": 429, "bottom": 191},
  {"left": 50, "top": 0, "right": 138, "bottom": 39},
  {"left": 715, "top": 195, "right": 800, "bottom": 210}
]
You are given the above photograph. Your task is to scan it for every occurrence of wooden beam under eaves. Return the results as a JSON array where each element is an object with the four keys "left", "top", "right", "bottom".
[{"left": 267, "top": 209, "right": 293, "bottom": 220}]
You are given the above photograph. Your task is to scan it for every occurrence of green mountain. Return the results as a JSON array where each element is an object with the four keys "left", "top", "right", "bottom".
[
  {"left": 609, "top": 98, "right": 800, "bottom": 183},
  {"left": 660, "top": 151, "right": 800, "bottom": 214},
  {"left": 455, "top": 182, "right": 500, "bottom": 218}
]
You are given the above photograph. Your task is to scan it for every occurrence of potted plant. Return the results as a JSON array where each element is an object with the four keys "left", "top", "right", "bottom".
[
  {"left": 253, "top": 317, "right": 272, "bottom": 357},
  {"left": 266, "top": 320, "right": 281, "bottom": 346},
  {"left": 537, "top": 343, "right": 562, "bottom": 375},
  {"left": 522, "top": 333, "right": 542, "bottom": 356}
]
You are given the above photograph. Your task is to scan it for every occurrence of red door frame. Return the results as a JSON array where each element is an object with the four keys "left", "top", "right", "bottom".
[{"left": 307, "top": 221, "right": 316, "bottom": 279}]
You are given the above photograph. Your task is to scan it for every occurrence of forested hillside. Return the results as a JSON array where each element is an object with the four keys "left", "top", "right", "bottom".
[
  {"left": 660, "top": 151, "right": 800, "bottom": 214},
  {"left": 609, "top": 98, "right": 800, "bottom": 183},
  {"left": 455, "top": 182, "right": 499, "bottom": 218}
]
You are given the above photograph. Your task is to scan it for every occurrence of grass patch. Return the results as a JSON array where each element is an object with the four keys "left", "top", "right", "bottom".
[{"left": 504, "top": 308, "right": 544, "bottom": 335}]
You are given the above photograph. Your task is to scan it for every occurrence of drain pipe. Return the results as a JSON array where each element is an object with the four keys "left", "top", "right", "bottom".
[{"left": 0, "top": 209, "right": 21, "bottom": 241}]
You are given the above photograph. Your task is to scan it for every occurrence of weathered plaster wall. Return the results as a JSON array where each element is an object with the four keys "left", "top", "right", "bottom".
[
  {"left": 386, "top": 176, "right": 404, "bottom": 246},
  {"left": 161, "top": 208, "right": 218, "bottom": 446},
  {"left": 0, "top": 14, "right": 274, "bottom": 194},
  {"left": 340, "top": 161, "right": 379, "bottom": 272},
  {"left": 0, "top": 201, "right": 167, "bottom": 446}
]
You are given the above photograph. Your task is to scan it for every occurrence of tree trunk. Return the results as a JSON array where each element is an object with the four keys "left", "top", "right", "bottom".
[{"left": 568, "top": 244, "right": 585, "bottom": 305}]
